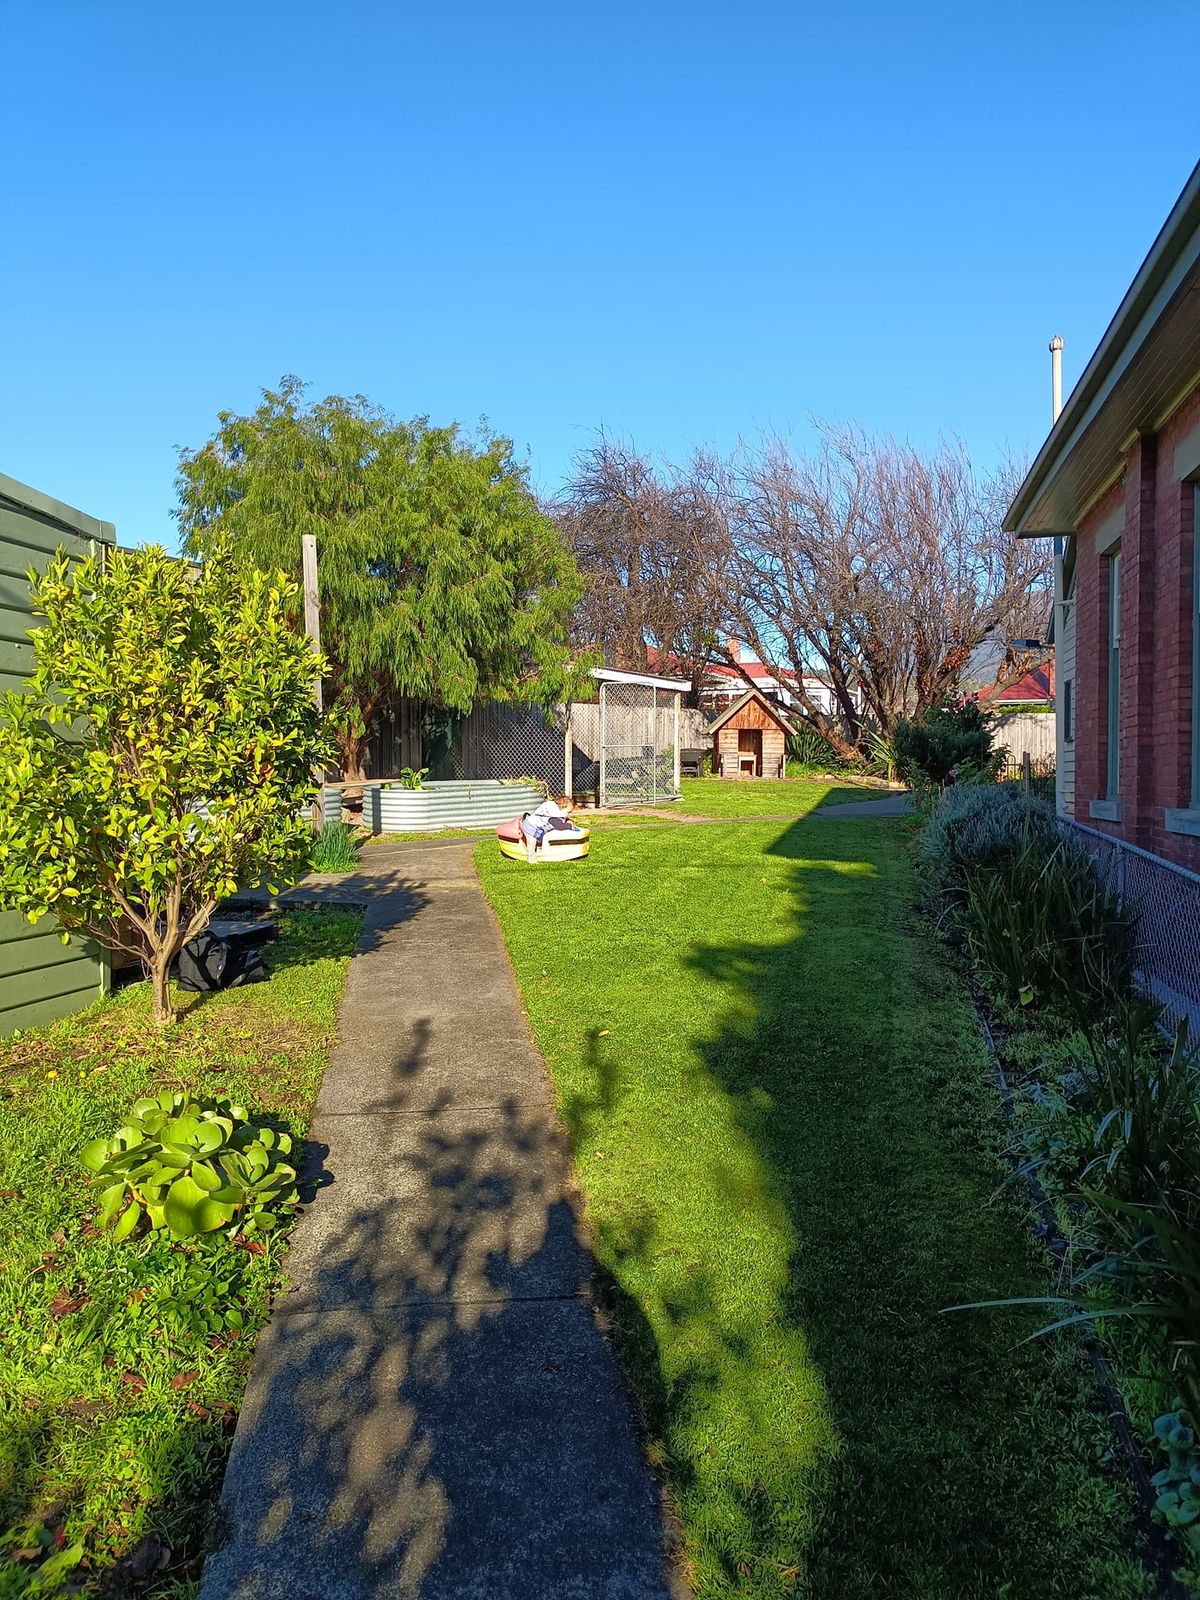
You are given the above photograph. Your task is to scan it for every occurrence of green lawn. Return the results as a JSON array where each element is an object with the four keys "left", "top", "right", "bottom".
[
  {"left": 477, "top": 804, "right": 1153, "bottom": 1599},
  {"left": 0, "top": 910, "right": 361, "bottom": 1597},
  {"left": 676, "top": 775, "right": 881, "bottom": 817}
]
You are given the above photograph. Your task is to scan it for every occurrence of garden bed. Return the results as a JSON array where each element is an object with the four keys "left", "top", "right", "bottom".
[
  {"left": 364, "top": 779, "right": 543, "bottom": 833},
  {"left": 909, "top": 779, "right": 1200, "bottom": 1595},
  {"left": 0, "top": 909, "right": 361, "bottom": 1597}
]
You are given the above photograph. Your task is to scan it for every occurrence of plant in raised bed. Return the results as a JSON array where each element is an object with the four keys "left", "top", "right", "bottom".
[{"left": 81, "top": 1091, "right": 299, "bottom": 1241}]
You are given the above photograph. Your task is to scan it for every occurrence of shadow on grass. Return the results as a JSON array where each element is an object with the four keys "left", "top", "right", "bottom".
[{"left": 552, "top": 818, "right": 1156, "bottom": 1598}]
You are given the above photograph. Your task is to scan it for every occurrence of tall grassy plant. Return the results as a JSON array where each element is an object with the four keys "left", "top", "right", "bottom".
[
  {"left": 963, "top": 825, "right": 1138, "bottom": 1023},
  {"left": 1082, "top": 1010, "right": 1200, "bottom": 1208},
  {"left": 309, "top": 821, "right": 359, "bottom": 874}
]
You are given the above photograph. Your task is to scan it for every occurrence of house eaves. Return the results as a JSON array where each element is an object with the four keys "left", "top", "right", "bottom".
[{"left": 1005, "top": 159, "right": 1200, "bottom": 539}]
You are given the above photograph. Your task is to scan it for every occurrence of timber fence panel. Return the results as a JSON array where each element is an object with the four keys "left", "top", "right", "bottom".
[{"left": 0, "top": 474, "right": 114, "bottom": 1034}]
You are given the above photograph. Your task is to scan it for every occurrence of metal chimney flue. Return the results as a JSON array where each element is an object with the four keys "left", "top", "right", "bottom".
[{"left": 1049, "top": 334, "right": 1064, "bottom": 422}]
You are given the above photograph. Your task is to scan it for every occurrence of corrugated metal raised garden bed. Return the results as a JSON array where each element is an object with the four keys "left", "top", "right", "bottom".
[{"left": 362, "top": 779, "right": 544, "bottom": 833}]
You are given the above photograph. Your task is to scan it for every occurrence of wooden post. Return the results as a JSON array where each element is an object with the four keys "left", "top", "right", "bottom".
[
  {"left": 1021, "top": 749, "right": 1032, "bottom": 795},
  {"left": 302, "top": 535, "right": 324, "bottom": 831},
  {"left": 564, "top": 707, "right": 573, "bottom": 801},
  {"left": 673, "top": 691, "right": 681, "bottom": 795}
]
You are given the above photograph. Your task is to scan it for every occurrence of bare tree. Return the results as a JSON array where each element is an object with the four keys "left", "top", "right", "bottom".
[
  {"left": 556, "top": 435, "right": 728, "bottom": 701},
  {"left": 725, "top": 426, "right": 1050, "bottom": 757}
]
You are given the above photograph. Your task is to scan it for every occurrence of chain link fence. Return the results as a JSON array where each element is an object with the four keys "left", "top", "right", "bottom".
[
  {"left": 1065, "top": 820, "right": 1200, "bottom": 1036},
  {"left": 428, "top": 703, "right": 568, "bottom": 789}
]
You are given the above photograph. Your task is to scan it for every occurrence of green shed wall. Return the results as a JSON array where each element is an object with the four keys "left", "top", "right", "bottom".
[{"left": 0, "top": 472, "right": 115, "bottom": 1034}]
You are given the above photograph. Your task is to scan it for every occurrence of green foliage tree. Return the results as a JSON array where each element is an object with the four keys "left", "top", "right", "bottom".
[
  {"left": 175, "top": 377, "right": 588, "bottom": 777},
  {"left": 893, "top": 699, "right": 998, "bottom": 789},
  {"left": 0, "top": 545, "right": 330, "bottom": 1026}
]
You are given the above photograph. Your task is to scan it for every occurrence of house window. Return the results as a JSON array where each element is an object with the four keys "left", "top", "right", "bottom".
[
  {"left": 1107, "top": 551, "right": 1121, "bottom": 797},
  {"left": 1063, "top": 678, "right": 1074, "bottom": 744}
]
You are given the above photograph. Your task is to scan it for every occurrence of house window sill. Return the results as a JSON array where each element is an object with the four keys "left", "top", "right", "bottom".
[
  {"left": 1089, "top": 798, "right": 1122, "bottom": 822},
  {"left": 1165, "top": 807, "right": 1200, "bottom": 838}
]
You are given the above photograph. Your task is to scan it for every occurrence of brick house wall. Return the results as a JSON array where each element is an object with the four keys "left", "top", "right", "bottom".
[{"left": 1074, "top": 386, "right": 1200, "bottom": 871}]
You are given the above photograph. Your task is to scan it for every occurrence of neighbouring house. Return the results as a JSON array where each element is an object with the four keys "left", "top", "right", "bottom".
[
  {"left": 975, "top": 659, "right": 1055, "bottom": 711},
  {"left": 707, "top": 688, "right": 795, "bottom": 779},
  {"left": 1005, "top": 158, "right": 1200, "bottom": 869},
  {"left": 700, "top": 641, "right": 859, "bottom": 719},
  {"left": 972, "top": 658, "right": 1057, "bottom": 776}
]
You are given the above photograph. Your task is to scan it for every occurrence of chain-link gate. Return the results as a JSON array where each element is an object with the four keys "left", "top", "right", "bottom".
[
  {"left": 1067, "top": 820, "right": 1200, "bottom": 1036},
  {"left": 597, "top": 680, "right": 680, "bottom": 806}
]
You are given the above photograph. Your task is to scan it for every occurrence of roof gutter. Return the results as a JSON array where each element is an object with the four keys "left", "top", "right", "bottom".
[{"left": 1005, "top": 159, "right": 1200, "bottom": 536}]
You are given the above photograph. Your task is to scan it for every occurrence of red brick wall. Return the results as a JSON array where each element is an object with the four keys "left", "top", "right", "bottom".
[{"left": 1073, "top": 388, "right": 1200, "bottom": 872}]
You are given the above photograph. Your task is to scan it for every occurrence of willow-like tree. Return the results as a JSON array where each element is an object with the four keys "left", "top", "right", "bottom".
[{"left": 176, "top": 378, "right": 587, "bottom": 777}]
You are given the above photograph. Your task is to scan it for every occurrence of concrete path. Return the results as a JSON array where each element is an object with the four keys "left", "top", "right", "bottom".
[
  {"left": 202, "top": 842, "right": 680, "bottom": 1600},
  {"left": 810, "top": 792, "right": 912, "bottom": 819}
]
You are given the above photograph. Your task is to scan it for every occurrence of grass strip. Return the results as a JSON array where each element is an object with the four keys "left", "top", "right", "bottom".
[{"left": 478, "top": 812, "right": 1152, "bottom": 1599}]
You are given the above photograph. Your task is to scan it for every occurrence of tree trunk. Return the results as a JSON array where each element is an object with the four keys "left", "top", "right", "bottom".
[
  {"left": 337, "top": 725, "right": 366, "bottom": 782},
  {"left": 151, "top": 954, "right": 176, "bottom": 1027}
]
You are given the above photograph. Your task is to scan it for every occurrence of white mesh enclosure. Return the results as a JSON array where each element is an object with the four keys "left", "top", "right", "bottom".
[
  {"left": 596, "top": 681, "right": 680, "bottom": 806},
  {"left": 1067, "top": 820, "right": 1200, "bottom": 1036}
]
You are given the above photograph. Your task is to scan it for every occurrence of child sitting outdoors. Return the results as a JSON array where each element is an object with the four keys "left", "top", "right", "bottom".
[{"left": 520, "top": 793, "right": 581, "bottom": 864}]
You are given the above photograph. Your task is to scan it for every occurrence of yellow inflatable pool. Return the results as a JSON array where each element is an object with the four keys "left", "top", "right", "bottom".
[{"left": 497, "top": 818, "right": 590, "bottom": 862}]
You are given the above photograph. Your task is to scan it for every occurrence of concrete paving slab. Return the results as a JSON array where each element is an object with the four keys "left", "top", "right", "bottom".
[
  {"left": 202, "top": 1297, "right": 674, "bottom": 1600},
  {"left": 279, "top": 1112, "right": 590, "bottom": 1312},
  {"left": 315, "top": 1024, "right": 552, "bottom": 1115},
  {"left": 204, "top": 835, "right": 679, "bottom": 1599},
  {"left": 810, "top": 793, "right": 913, "bottom": 819}
]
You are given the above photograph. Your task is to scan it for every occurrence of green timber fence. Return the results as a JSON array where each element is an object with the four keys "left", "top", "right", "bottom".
[{"left": 0, "top": 472, "right": 115, "bottom": 1035}]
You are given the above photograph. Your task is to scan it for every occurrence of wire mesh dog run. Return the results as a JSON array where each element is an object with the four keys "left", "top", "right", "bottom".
[{"left": 591, "top": 668, "right": 688, "bottom": 807}]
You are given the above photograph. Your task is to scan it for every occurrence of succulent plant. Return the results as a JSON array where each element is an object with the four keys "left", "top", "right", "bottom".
[
  {"left": 1152, "top": 1405, "right": 1200, "bottom": 1544},
  {"left": 81, "top": 1090, "right": 299, "bottom": 1241}
]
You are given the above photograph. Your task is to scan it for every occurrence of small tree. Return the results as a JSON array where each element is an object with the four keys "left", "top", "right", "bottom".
[
  {"left": 0, "top": 544, "right": 331, "bottom": 1026},
  {"left": 893, "top": 700, "right": 998, "bottom": 789}
]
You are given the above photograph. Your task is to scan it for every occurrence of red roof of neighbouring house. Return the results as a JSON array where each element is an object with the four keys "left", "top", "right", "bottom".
[{"left": 978, "top": 660, "right": 1055, "bottom": 706}]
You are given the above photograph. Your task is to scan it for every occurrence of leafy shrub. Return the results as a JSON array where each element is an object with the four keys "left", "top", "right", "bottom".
[
  {"left": 397, "top": 766, "right": 428, "bottom": 790},
  {"left": 894, "top": 701, "right": 998, "bottom": 789},
  {"left": 81, "top": 1092, "right": 299, "bottom": 1240},
  {"left": 310, "top": 820, "right": 359, "bottom": 873},
  {"left": 786, "top": 725, "right": 847, "bottom": 771},
  {"left": 964, "top": 824, "right": 1137, "bottom": 1022},
  {"left": 916, "top": 784, "right": 1059, "bottom": 921},
  {"left": 0, "top": 544, "right": 331, "bottom": 1026}
]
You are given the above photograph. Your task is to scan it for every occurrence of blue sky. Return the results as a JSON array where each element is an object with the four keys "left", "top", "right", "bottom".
[{"left": 2, "top": 0, "right": 1197, "bottom": 549}]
